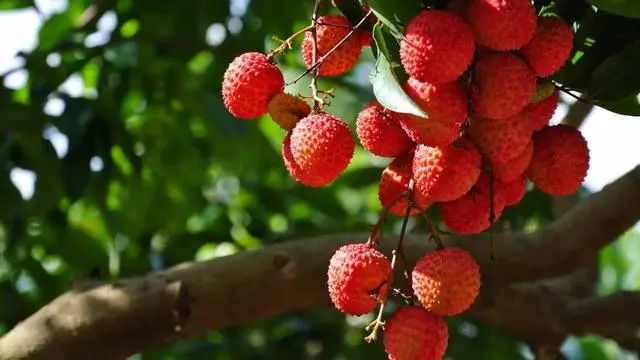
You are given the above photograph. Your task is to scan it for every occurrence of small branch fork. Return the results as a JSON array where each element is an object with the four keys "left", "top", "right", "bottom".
[{"left": 363, "top": 179, "right": 446, "bottom": 342}]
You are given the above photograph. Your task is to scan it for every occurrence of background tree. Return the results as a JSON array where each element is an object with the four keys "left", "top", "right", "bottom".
[{"left": 0, "top": 0, "right": 639, "bottom": 359}]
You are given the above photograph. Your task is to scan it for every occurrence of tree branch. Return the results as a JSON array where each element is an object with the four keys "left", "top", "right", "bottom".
[{"left": 0, "top": 165, "right": 639, "bottom": 359}]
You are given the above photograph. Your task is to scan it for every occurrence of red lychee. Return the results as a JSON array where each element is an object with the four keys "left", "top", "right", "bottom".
[
  {"left": 412, "top": 247, "right": 481, "bottom": 316},
  {"left": 285, "top": 113, "right": 355, "bottom": 187},
  {"left": 439, "top": 173, "right": 506, "bottom": 234},
  {"left": 412, "top": 138, "right": 482, "bottom": 202},
  {"left": 301, "top": 15, "right": 365, "bottom": 76},
  {"left": 356, "top": 101, "right": 413, "bottom": 158},
  {"left": 268, "top": 92, "right": 311, "bottom": 130},
  {"left": 222, "top": 52, "right": 284, "bottom": 119},
  {"left": 527, "top": 125, "right": 590, "bottom": 196},
  {"left": 469, "top": 114, "right": 532, "bottom": 165},
  {"left": 472, "top": 52, "right": 536, "bottom": 120},
  {"left": 464, "top": 0, "right": 537, "bottom": 50},
  {"left": 327, "top": 243, "right": 391, "bottom": 315},
  {"left": 520, "top": 17, "right": 574, "bottom": 77},
  {"left": 498, "top": 176, "right": 527, "bottom": 206},
  {"left": 397, "top": 78, "right": 468, "bottom": 147},
  {"left": 492, "top": 139, "right": 534, "bottom": 182},
  {"left": 383, "top": 306, "right": 448, "bottom": 360},
  {"left": 523, "top": 88, "right": 560, "bottom": 132},
  {"left": 378, "top": 153, "right": 432, "bottom": 216},
  {"left": 400, "top": 10, "right": 475, "bottom": 84}
]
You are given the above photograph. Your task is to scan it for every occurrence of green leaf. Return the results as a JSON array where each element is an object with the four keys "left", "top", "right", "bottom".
[
  {"left": 588, "top": 39, "right": 640, "bottom": 101},
  {"left": 585, "top": 0, "right": 640, "bottom": 19},
  {"left": 369, "top": 24, "right": 427, "bottom": 118},
  {"left": 365, "top": 0, "right": 422, "bottom": 37},
  {"left": 596, "top": 93, "right": 640, "bottom": 116},
  {"left": 36, "top": 13, "right": 75, "bottom": 52},
  {"left": 0, "top": 0, "right": 31, "bottom": 9}
]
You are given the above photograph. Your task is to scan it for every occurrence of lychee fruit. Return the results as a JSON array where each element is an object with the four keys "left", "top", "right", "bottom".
[
  {"left": 397, "top": 78, "right": 468, "bottom": 147},
  {"left": 400, "top": 10, "right": 475, "bottom": 84},
  {"left": 383, "top": 306, "right": 448, "bottom": 360},
  {"left": 464, "top": 0, "right": 537, "bottom": 50},
  {"left": 522, "top": 87, "right": 560, "bottom": 132},
  {"left": 468, "top": 114, "right": 532, "bottom": 165},
  {"left": 492, "top": 139, "right": 533, "bottom": 182},
  {"left": 498, "top": 176, "right": 527, "bottom": 206},
  {"left": 412, "top": 138, "right": 482, "bottom": 202},
  {"left": 268, "top": 92, "right": 311, "bottom": 130},
  {"left": 356, "top": 101, "right": 413, "bottom": 158},
  {"left": 222, "top": 52, "right": 284, "bottom": 119},
  {"left": 412, "top": 247, "right": 481, "bottom": 316},
  {"left": 327, "top": 243, "right": 391, "bottom": 315},
  {"left": 471, "top": 52, "right": 536, "bottom": 120},
  {"left": 526, "top": 125, "right": 590, "bottom": 196},
  {"left": 285, "top": 113, "right": 355, "bottom": 187},
  {"left": 378, "top": 153, "right": 432, "bottom": 216},
  {"left": 301, "top": 15, "right": 365, "bottom": 76},
  {"left": 520, "top": 17, "right": 574, "bottom": 77},
  {"left": 439, "top": 173, "right": 506, "bottom": 234}
]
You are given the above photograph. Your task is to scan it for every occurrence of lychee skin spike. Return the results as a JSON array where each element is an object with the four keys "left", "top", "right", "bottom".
[
  {"left": 412, "top": 247, "right": 481, "bottom": 316},
  {"left": 397, "top": 78, "right": 468, "bottom": 147},
  {"left": 523, "top": 88, "right": 560, "bottom": 133},
  {"left": 492, "top": 139, "right": 534, "bottom": 182},
  {"left": 356, "top": 101, "right": 413, "bottom": 158},
  {"left": 527, "top": 125, "right": 590, "bottom": 196},
  {"left": 286, "top": 113, "right": 355, "bottom": 187},
  {"left": 439, "top": 173, "right": 506, "bottom": 234},
  {"left": 383, "top": 306, "right": 448, "bottom": 360},
  {"left": 469, "top": 114, "right": 532, "bottom": 165},
  {"left": 268, "top": 92, "right": 311, "bottom": 131},
  {"left": 521, "top": 17, "right": 575, "bottom": 77},
  {"left": 378, "top": 152, "right": 432, "bottom": 216},
  {"left": 400, "top": 10, "right": 475, "bottom": 84},
  {"left": 301, "top": 15, "right": 364, "bottom": 76},
  {"left": 472, "top": 52, "right": 536, "bottom": 120},
  {"left": 465, "top": 0, "right": 537, "bottom": 51},
  {"left": 499, "top": 176, "right": 528, "bottom": 206},
  {"left": 412, "top": 138, "right": 482, "bottom": 203},
  {"left": 222, "top": 52, "right": 284, "bottom": 119},
  {"left": 327, "top": 243, "right": 391, "bottom": 315}
]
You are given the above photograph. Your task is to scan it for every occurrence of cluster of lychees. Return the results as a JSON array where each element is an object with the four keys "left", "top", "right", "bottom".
[
  {"left": 222, "top": 0, "right": 592, "bottom": 358},
  {"left": 328, "top": 243, "right": 480, "bottom": 359}
]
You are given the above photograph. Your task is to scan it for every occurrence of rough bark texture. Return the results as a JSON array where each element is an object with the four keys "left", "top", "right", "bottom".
[{"left": 0, "top": 164, "right": 639, "bottom": 360}]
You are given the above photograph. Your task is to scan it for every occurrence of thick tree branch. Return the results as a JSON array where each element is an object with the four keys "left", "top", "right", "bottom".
[{"left": 0, "top": 165, "right": 639, "bottom": 359}]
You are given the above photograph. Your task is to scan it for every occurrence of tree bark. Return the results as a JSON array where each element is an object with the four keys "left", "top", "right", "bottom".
[{"left": 0, "top": 165, "right": 639, "bottom": 360}]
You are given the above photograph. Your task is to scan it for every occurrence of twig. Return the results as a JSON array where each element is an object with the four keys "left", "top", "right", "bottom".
[
  {"left": 366, "top": 192, "right": 409, "bottom": 246},
  {"left": 309, "top": 0, "right": 324, "bottom": 111},
  {"left": 289, "top": 9, "right": 373, "bottom": 86}
]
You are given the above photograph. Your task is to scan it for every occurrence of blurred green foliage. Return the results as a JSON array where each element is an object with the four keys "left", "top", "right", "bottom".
[{"left": 0, "top": 0, "right": 639, "bottom": 359}]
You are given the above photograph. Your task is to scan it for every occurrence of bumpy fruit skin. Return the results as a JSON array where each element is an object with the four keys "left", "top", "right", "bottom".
[
  {"left": 222, "top": 52, "right": 284, "bottom": 119},
  {"left": 400, "top": 10, "right": 475, "bottom": 84},
  {"left": 383, "top": 306, "right": 448, "bottom": 360},
  {"left": 412, "top": 247, "right": 481, "bottom": 316},
  {"left": 378, "top": 153, "right": 432, "bottom": 216},
  {"left": 356, "top": 101, "right": 413, "bottom": 157},
  {"left": 469, "top": 114, "right": 532, "bottom": 165},
  {"left": 439, "top": 173, "right": 506, "bottom": 234},
  {"left": 498, "top": 176, "right": 527, "bottom": 206},
  {"left": 523, "top": 88, "right": 560, "bottom": 132},
  {"left": 397, "top": 78, "right": 468, "bottom": 147},
  {"left": 521, "top": 17, "right": 574, "bottom": 77},
  {"left": 268, "top": 92, "right": 311, "bottom": 130},
  {"left": 472, "top": 52, "right": 536, "bottom": 119},
  {"left": 412, "top": 138, "right": 482, "bottom": 202},
  {"left": 285, "top": 113, "right": 355, "bottom": 187},
  {"left": 301, "top": 15, "right": 364, "bottom": 76},
  {"left": 527, "top": 125, "right": 590, "bottom": 195},
  {"left": 327, "top": 243, "right": 391, "bottom": 315},
  {"left": 465, "top": 0, "right": 536, "bottom": 50},
  {"left": 492, "top": 139, "right": 533, "bottom": 182}
]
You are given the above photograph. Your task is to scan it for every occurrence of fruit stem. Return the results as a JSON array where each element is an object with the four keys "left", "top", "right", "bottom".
[
  {"left": 413, "top": 206, "right": 446, "bottom": 250},
  {"left": 366, "top": 192, "right": 409, "bottom": 246},
  {"left": 289, "top": 8, "right": 373, "bottom": 86},
  {"left": 268, "top": 25, "right": 315, "bottom": 59}
]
